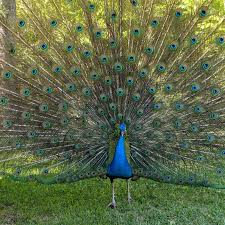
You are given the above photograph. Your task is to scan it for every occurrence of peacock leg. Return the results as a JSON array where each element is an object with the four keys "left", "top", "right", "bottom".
[
  {"left": 108, "top": 180, "right": 116, "bottom": 208},
  {"left": 127, "top": 179, "right": 132, "bottom": 203}
]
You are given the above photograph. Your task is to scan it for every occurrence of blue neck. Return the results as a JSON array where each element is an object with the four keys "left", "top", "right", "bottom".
[{"left": 107, "top": 134, "right": 133, "bottom": 178}]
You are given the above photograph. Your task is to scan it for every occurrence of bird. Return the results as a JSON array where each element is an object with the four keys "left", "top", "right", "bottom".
[
  {"left": 107, "top": 123, "right": 133, "bottom": 208},
  {"left": 0, "top": 0, "right": 225, "bottom": 208}
]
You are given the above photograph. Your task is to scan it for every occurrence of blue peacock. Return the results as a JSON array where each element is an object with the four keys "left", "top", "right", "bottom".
[{"left": 0, "top": 0, "right": 225, "bottom": 208}]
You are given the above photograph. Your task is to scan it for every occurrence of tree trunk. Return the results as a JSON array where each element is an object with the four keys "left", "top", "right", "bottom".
[
  {"left": 0, "top": 0, "right": 16, "bottom": 65},
  {"left": 0, "top": 0, "right": 16, "bottom": 126}
]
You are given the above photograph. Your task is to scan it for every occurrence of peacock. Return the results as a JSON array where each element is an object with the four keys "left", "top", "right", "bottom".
[{"left": 0, "top": 0, "right": 225, "bottom": 208}]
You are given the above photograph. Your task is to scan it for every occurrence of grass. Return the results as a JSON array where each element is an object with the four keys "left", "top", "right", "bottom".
[{"left": 0, "top": 177, "right": 225, "bottom": 225}]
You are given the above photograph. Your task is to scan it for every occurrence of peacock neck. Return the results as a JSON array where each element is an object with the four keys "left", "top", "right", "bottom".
[
  {"left": 114, "top": 134, "right": 126, "bottom": 159},
  {"left": 107, "top": 132, "right": 133, "bottom": 178}
]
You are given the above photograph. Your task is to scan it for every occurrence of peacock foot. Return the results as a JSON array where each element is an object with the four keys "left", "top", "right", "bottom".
[{"left": 108, "top": 202, "right": 116, "bottom": 209}]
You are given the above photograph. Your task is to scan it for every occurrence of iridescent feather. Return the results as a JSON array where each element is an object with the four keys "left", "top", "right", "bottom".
[{"left": 0, "top": 0, "right": 224, "bottom": 189}]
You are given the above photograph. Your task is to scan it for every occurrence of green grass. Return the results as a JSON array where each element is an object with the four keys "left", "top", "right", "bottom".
[{"left": 0, "top": 178, "right": 225, "bottom": 225}]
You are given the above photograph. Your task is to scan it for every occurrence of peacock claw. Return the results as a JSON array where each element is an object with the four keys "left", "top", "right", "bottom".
[{"left": 108, "top": 202, "right": 116, "bottom": 209}]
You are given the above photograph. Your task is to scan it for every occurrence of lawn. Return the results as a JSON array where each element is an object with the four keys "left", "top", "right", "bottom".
[{"left": 0, "top": 177, "right": 225, "bottom": 225}]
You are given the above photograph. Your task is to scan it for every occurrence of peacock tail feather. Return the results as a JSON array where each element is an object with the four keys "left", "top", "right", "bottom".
[{"left": 0, "top": 0, "right": 225, "bottom": 187}]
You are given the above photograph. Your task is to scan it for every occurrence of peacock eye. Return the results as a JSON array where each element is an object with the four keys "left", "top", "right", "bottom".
[
  {"left": 216, "top": 168, "right": 223, "bottom": 175},
  {"left": 150, "top": 20, "right": 159, "bottom": 28},
  {"left": 201, "top": 10, "right": 206, "bottom": 15},
  {"left": 202, "top": 62, "right": 210, "bottom": 71},
  {"left": 88, "top": 3, "right": 96, "bottom": 12},
  {"left": 145, "top": 47, "right": 154, "bottom": 55},
  {"left": 199, "top": 8, "right": 208, "bottom": 17},
  {"left": 83, "top": 50, "right": 92, "bottom": 58},
  {"left": 179, "top": 64, "right": 187, "bottom": 73},
  {"left": 169, "top": 43, "right": 178, "bottom": 51},
  {"left": 15, "top": 168, "right": 22, "bottom": 175},
  {"left": 10, "top": 47, "right": 16, "bottom": 54},
  {"left": 175, "top": 11, "right": 182, "bottom": 17},
  {"left": 76, "top": 24, "right": 83, "bottom": 33},
  {"left": 43, "top": 168, "right": 49, "bottom": 174},
  {"left": 55, "top": 67, "right": 61, "bottom": 73},
  {"left": 131, "top": 0, "right": 138, "bottom": 6},
  {"left": 220, "top": 37, "right": 224, "bottom": 42},
  {"left": 50, "top": 20, "right": 58, "bottom": 27},
  {"left": 18, "top": 20, "right": 26, "bottom": 27},
  {"left": 132, "top": 28, "right": 141, "bottom": 37},
  {"left": 190, "top": 37, "right": 199, "bottom": 45},
  {"left": 211, "top": 87, "right": 221, "bottom": 97},
  {"left": 4, "top": 72, "right": 13, "bottom": 79},
  {"left": 164, "top": 84, "right": 173, "bottom": 93}
]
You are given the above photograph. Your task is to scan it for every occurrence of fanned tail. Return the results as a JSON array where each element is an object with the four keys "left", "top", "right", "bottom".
[{"left": 0, "top": 0, "right": 224, "bottom": 187}]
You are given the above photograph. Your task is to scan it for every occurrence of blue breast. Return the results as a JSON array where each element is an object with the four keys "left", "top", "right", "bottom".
[{"left": 107, "top": 134, "right": 133, "bottom": 179}]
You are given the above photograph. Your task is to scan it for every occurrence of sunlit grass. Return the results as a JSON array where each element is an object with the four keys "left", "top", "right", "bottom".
[{"left": 0, "top": 177, "right": 225, "bottom": 225}]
